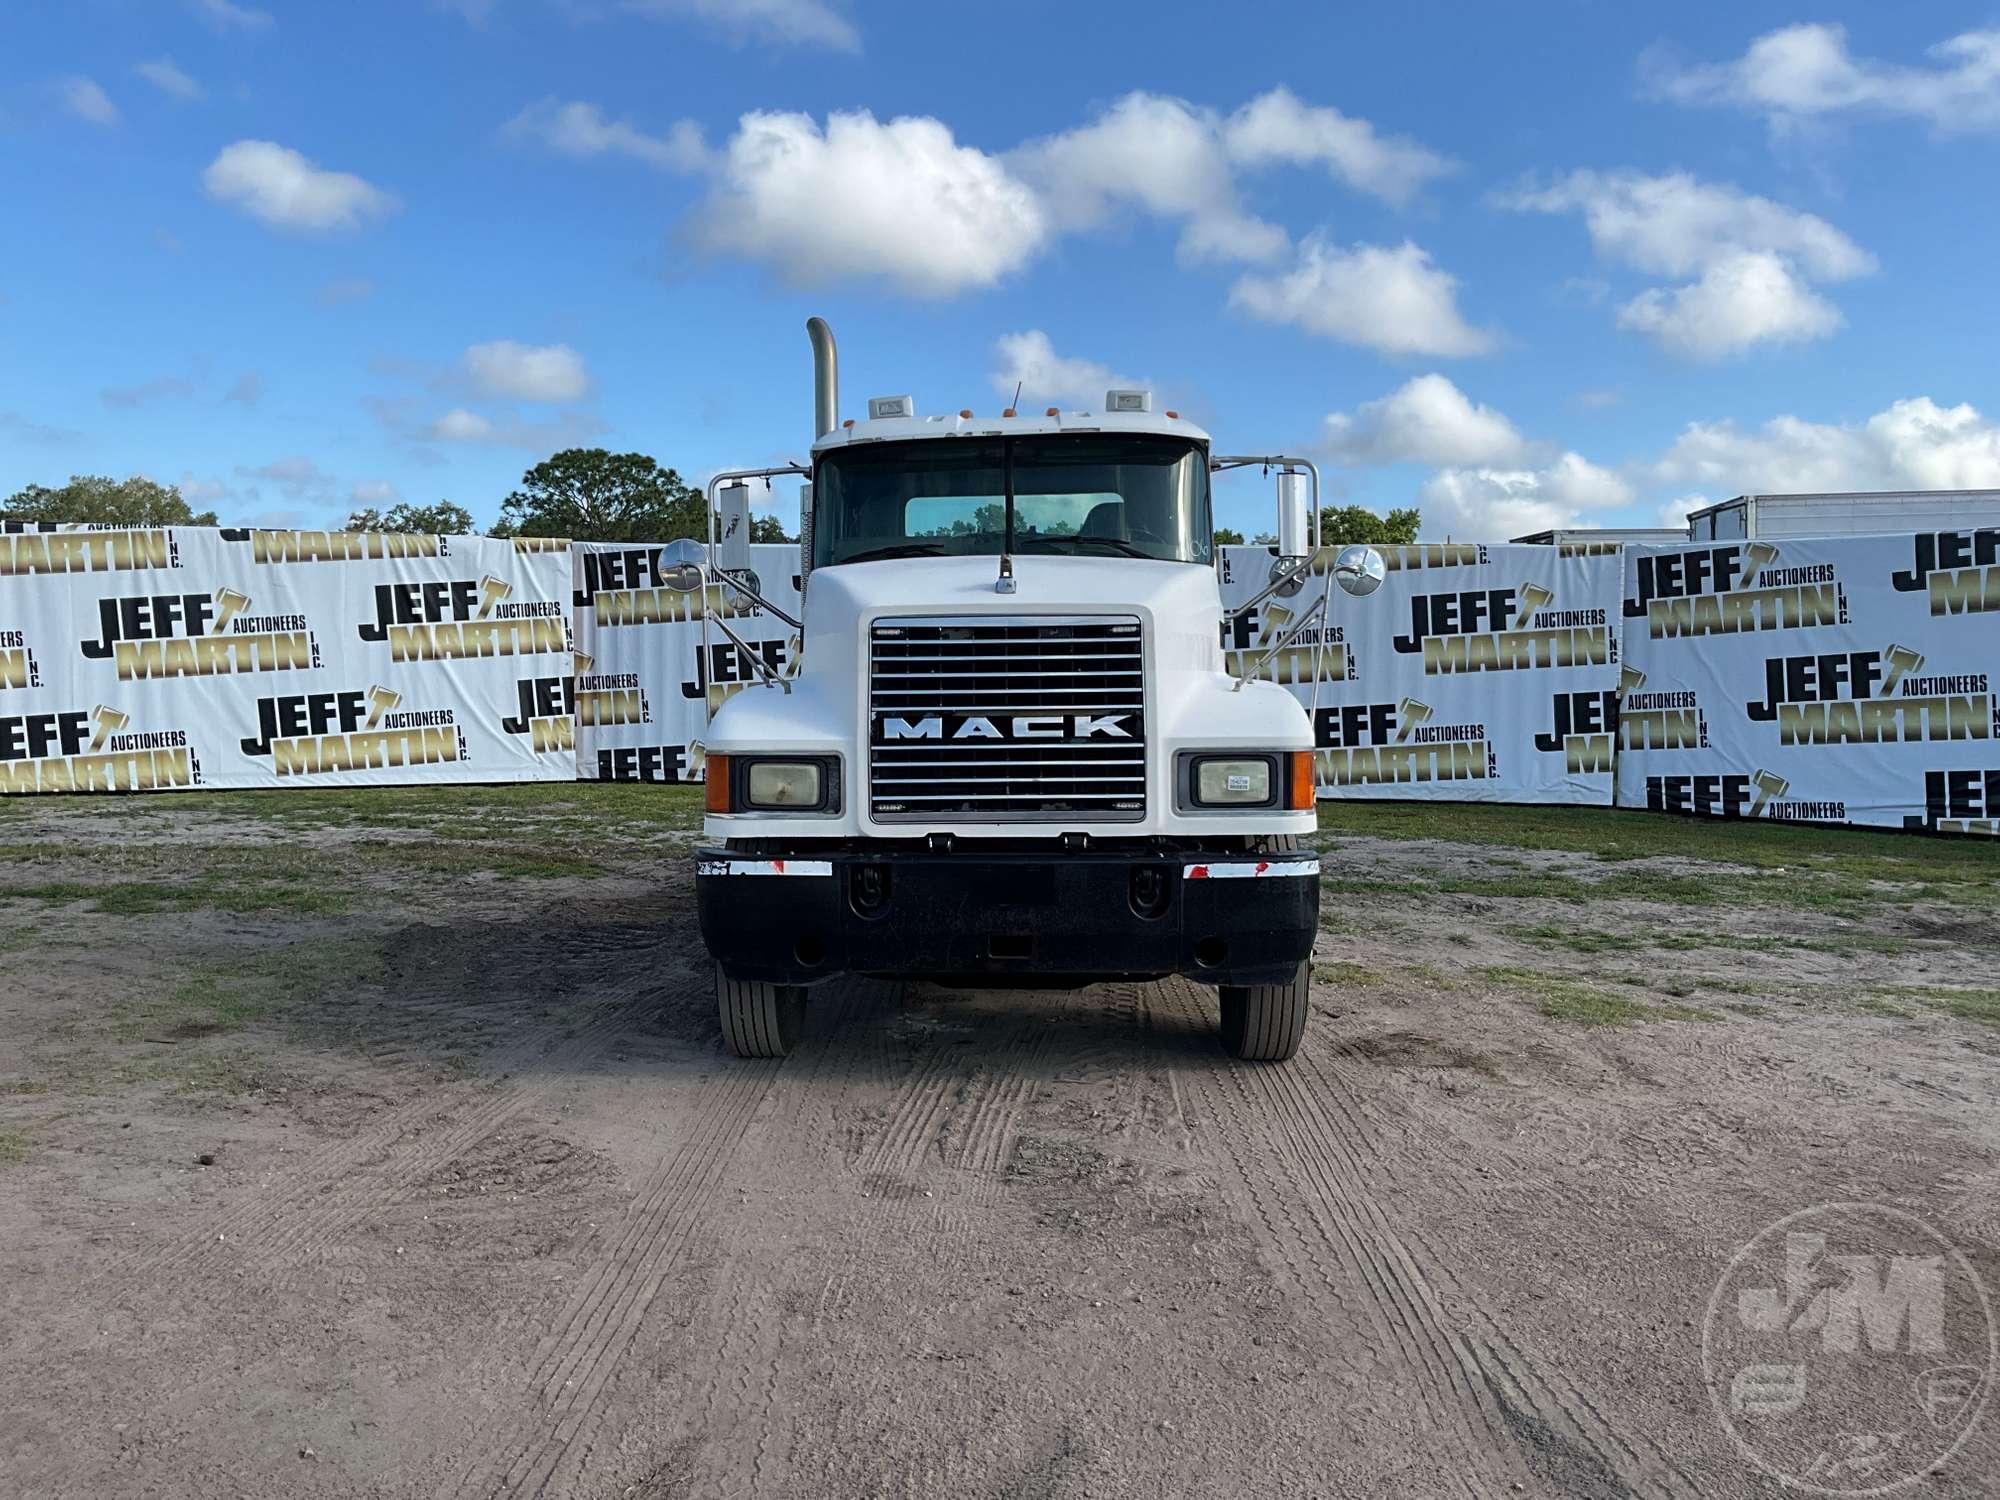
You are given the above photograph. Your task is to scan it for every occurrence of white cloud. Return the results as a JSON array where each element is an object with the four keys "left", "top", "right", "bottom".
[
  {"left": 1657, "top": 495, "right": 1705, "bottom": 530},
  {"left": 505, "top": 98, "right": 708, "bottom": 170},
  {"left": 1322, "top": 374, "right": 1527, "bottom": 467},
  {"left": 1230, "top": 237, "right": 1495, "bottom": 357},
  {"left": 191, "top": 0, "right": 274, "bottom": 33},
  {"left": 1497, "top": 169, "right": 1871, "bottom": 358},
  {"left": 351, "top": 480, "right": 403, "bottom": 506},
  {"left": 621, "top": 0, "right": 859, "bottom": 52},
  {"left": 417, "top": 406, "right": 606, "bottom": 449},
  {"left": 1499, "top": 169, "right": 1870, "bottom": 280},
  {"left": 1222, "top": 87, "right": 1454, "bottom": 206},
  {"left": 990, "top": 331, "right": 1137, "bottom": 410},
  {"left": 315, "top": 277, "right": 376, "bottom": 307},
  {"left": 1616, "top": 250, "right": 1841, "bottom": 358},
  {"left": 238, "top": 456, "right": 334, "bottom": 499},
  {"left": 694, "top": 110, "right": 1046, "bottom": 296},
  {"left": 1419, "top": 453, "right": 1633, "bottom": 540},
  {"left": 101, "top": 375, "right": 194, "bottom": 409},
  {"left": 463, "top": 341, "right": 591, "bottom": 403},
  {"left": 203, "top": 141, "right": 398, "bottom": 233},
  {"left": 1014, "top": 92, "right": 1287, "bottom": 265},
  {"left": 135, "top": 58, "right": 202, "bottom": 101},
  {"left": 60, "top": 77, "right": 119, "bottom": 127},
  {"left": 430, "top": 409, "right": 493, "bottom": 442},
  {"left": 1, "top": 411, "right": 82, "bottom": 445},
  {"left": 1648, "top": 396, "right": 2000, "bottom": 500},
  {"left": 1647, "top": 23, "right": 2000, "bottom": 135}
]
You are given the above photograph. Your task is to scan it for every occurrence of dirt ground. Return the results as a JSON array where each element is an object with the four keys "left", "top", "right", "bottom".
[{"left": 1, "top": 785, "right": 1997, "bottom": 1499}]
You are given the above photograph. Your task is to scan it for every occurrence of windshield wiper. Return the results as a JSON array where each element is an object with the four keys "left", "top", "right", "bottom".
[
  {"left": 1027, "top": 534, "right": 1155, "bottom": 558},
  {"left": 836, "top": 542, "right": 948, "bottom": 565}
]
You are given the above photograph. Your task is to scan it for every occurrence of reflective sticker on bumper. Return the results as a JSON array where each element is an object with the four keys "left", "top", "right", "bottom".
[
  {"left": 697, "top": 859, "right": 835, "bottom": 877},
  {"left": 1183, "top": 859, "right": 1321, "bottom": 880}
]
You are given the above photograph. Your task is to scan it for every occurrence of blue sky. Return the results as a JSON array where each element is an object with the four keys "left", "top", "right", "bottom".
[{"left": 6, "top": 1, "right": 2000, "bottom": 540}]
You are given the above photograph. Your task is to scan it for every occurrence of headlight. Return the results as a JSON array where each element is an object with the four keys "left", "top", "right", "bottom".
[
  {"left": 746, "top": 760, "right": 824, "bottom": 809},
  {"left": 1193, "top": 756, "right": 1273, "bottom": 807}
]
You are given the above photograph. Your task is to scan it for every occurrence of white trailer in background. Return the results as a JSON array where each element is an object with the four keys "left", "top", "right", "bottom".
[
  {"left": 1512, "top": 527, "right": 1689, "bottom": 551},
  {"left": 1686, "top": 490, "right": 2000, "bottom": 541}
]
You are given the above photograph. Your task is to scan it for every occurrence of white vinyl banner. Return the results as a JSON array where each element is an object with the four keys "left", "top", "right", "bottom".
[
  {"left": 570, "top": 542, "right": 803, "bottom": 782},
  {"left": 1217, "top": 542, "right": 1626, "bottom": 804},
  {"left": 0, "top": 523, "right": 575, "bottom": 793},
  {"left": 1615, "top": 531, "right": 2000, "bottom": 834}
]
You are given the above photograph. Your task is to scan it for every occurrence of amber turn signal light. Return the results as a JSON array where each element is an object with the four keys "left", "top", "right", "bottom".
[
  {"left": 705, "top": 754, "right": 732, "bottom": 814},
  {"left": 1288, "top": 750, "right": 1316, "bottom": 809}
]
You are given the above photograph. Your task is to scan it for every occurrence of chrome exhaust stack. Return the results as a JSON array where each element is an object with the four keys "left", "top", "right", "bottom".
[{"left": 807, "top": 316, "right": 838, "bottom": 438}]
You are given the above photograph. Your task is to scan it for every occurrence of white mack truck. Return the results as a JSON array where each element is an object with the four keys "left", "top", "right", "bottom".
[{"left": 683, "top": 319, "right": 1384, "bottom": 1062}]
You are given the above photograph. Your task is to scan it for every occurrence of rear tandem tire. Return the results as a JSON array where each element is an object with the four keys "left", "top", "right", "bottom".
[
  {"left": 716, "top": 965, "right": 807, "bottom": 1058},
  {"left": 1218, "top": 961, "right": 1310, "bottom": 1062}
]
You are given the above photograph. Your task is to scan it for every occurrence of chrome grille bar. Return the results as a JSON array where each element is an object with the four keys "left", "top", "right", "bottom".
[{"left": 868, "top": 616, "right": 1146, "bottom": 822}]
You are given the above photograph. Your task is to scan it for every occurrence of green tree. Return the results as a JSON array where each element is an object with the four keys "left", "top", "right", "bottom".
[
  {"left": 1213, "top": 526, "right": 1246, "bottom": 546},
  {"left": 1320, "top": 505, "right": 1420, "bottom": 546},
  {"left": 493, "top": 448, "right": 792, "bottom": 543},
  {"left": 2, "top": 475, "right": 217, "bottom": 527},
  {"left": 345, "top": 500, "right": 474, "bottom": 534}
]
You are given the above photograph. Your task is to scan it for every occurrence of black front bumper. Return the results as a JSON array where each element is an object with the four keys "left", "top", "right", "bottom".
[{"left": 695, "top": 846, "right": 1319, "bottom": 988}]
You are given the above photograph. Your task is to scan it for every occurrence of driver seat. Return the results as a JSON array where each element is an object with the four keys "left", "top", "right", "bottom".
[{"left": 1080, "top": 501, "right": 1129, "bottom": 540}]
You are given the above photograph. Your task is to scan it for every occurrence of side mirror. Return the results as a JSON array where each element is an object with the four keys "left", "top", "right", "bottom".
[
  {"left": 1333, "top": 544, "right": 1387, "bottom": 597},
  {"left": 659, "top": 537, "right": 706, "bottom": 593},
  {"left": 1275, "top": 470, "right": 1310, "bottom": 560}
]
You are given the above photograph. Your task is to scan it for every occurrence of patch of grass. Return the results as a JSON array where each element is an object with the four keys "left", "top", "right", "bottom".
[
  {"left": 0, "top": 1129, "right": 28, "bottom": 1165},
  {"left": 1313, "top": 960, "right": 1382, "bottom": 987},
  {"left": 1319, "top": 876, "right": 1432, "bottom": 896},
  {"left": 0, "top": 879, "right": 348, "bottom": 916},
  {"left": 1866, "top": 986, "right": 2000, "bottom": 1026},
  {"left": 1401, "top": 962, "right": 1456, "bottom": 986},
  {"left": 1504, "top": 923, "right": 1624, "bottom": 954},
  {"left": 354, "top": 842, "right": 607, "bottom": 879},
  {"left": 0, "top": 1078, "right": 49, "bottom": 1096},
  {"left": 1317, "top": 801, "right": 2000, "bottom": 890},
  {"left": 112, "top": 960, "right": 290, "bottom": 1043},
  {"left": 24, "top": 781, "right": 708, "bottom": 835},
  {"left": 1480, "top": 964, "right": 1717, "bottom": 1025}
]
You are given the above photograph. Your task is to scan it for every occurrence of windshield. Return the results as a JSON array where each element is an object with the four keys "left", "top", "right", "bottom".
[{"left": 812, "top": 434, "right": 1212, "bottom": 569}]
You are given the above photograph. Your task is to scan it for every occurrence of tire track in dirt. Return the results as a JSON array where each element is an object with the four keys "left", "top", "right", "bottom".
[
  {"left": 677, "top": 986, "right": 1079, "bottom": 1499},
  {"left": 1155, "top": 977, "right": 1520, "bottom": 1498},
  {"left": 1291, "top": 1036, "right": 1702, "bottom": 1496},
  {"left": 441, "top": 1053, "right": 782, "bottom": 1499},
  {"left": 1167, "top": 978, "right": 1694, "bottom": 1498},
  {"left": 117, "top": 979, "right": 662, "bottom": 1285}
]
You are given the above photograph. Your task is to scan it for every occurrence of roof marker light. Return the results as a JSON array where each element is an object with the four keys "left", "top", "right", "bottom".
[
  {"left": 1165, "top": 410, "right": 1179, "bottom": 419},
  {"left": 959, "top": 408, "right": 973, "bottom": 418},
  {"left": 842, "top": 418, "right": 855, "bottom": 428},
  {"left": 1002, "top": 408, "right": 1016, "bottom": 417},
  {"left": 1045, "top": 407, "right": 1060, "bottom": 417}
]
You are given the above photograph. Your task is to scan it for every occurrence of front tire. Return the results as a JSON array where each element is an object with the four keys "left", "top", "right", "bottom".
[
  {"left": 717, "top": 966, "right": 807, "bottom": 1058},
  {"left": 1218, "top": 961, "right": 1310, "bottom": 1062}
]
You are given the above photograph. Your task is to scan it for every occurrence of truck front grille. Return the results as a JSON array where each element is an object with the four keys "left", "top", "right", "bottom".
[{"left": 868, "top": 616, "right": 1146, "bottom": 822}]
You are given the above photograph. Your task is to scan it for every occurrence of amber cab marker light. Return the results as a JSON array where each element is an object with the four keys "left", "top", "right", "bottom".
[
  {"left": 1045, "top": 407, "right": 1060, "bottom": 417},
  {"left": 959, "top": 408, "right": 973, "bottom": 418},
  {"left": 1002, "top": 408, "right": 1016, "bottom": 417},
  {"left": 1165, "top": 410, "right": 1179, "bottom": 419},
  {"left": 705, "top": 754, "right": 732, "bottom": 814},
  {"left": 1289, "top": 750, "right": 1315, "bottom": 809}
]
